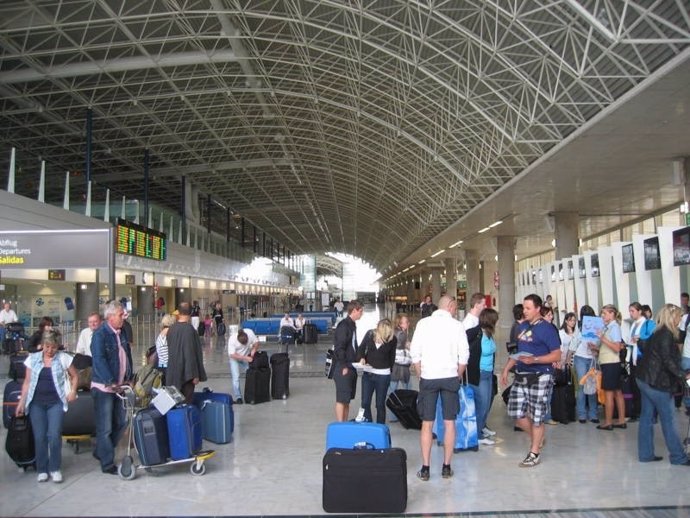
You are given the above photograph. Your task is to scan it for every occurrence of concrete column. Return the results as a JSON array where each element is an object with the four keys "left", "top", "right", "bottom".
[
  {"left": 554, "top": 212, "right": 579, "bottom": 260},
  {"left": 136, "top": 286, "right": 155, "bottom": 316},
  {"left": 444, "top": 257, "right": 457, "bottom": 298},
  {"left": 496, "top": 236, "right": 517, "bottom": 337},
  {"left": 406, "top": 276, "right": 415, "bottom": 310},
  {"left": 75, "top": 283, "right": 99, "bottom": 323},
  {"left": 430, "top": 268, "right": 442, "bottom": 304},
  {"left": 465, "top": 249, "right": 480, "bottom": 296}
]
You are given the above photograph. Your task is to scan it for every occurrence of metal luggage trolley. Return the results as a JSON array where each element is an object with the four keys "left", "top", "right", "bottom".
[{"left": 116, "top": 386, "right": 215, "bottom": 480}]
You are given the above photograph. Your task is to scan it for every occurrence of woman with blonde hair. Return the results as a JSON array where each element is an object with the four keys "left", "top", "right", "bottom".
[
  {"left": 155, "top": 313, "right": 176, "bottom": 384},
  {"left": 356, "top": 318, "right": 397, "bottom": 423},
  {"left": 636, "top": 304, "right": 690, "bottom": 465},
  {"left": 591, "top": 304, "right": 626, "bottom": 430}
]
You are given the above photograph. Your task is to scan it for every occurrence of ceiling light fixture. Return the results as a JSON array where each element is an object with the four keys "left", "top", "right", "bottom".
[
  {"left": 449, "top": 239, "right": 463, "bottom": 248},
  {"left": 431, "top": 249, "right": 445, "bottom": 258},
  {"left": 489, "top": 220, "right": 503, "bottom": 228},
  {"left": 478, "top": 227, "right": 490, "bottom": 233},
  {"left": 418, "top": 259, "right": 426, "bottom": 264}
]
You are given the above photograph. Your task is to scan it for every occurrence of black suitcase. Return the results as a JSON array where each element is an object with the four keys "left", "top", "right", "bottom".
[
  {"left": 6, "top": 415, "right": 35, "bottom": 469},
  {"left": 3, "top": 380, "right": 22, "bottom": 429},
  {"left": 303, "top": 323, "right": 318, "bottom": 344},
  {"left": 386, "top": 389, "right": 422, "bottom": 430},
  {"left": 250, "top": 350, "right": 269, "bottom": 369},
  {"left": 245, "top": 367, "right": 271, "bottom": 404},
  {"left": 270, "top": 353, "right": 290, "bottom": 400},
  {"left": 63, "top": 390, "right": 96, "bottom": 435},
  {"left": 133, "top": 407, "right": 170, "bottom": 466},
  {"left": 550, "top": 384, "right": 576, "bottom": 424},
  {"left": 322, "top": 447, "right": 407, "bottom": 513},
  {"left": 9, "top": 352, "right": 28, "bottom": 381}
]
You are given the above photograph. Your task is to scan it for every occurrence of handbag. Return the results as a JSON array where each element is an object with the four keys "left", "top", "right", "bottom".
[
  {"left": 325, "top": 348, "right": 335, "bottom": 379},
  {"left": 578, "top": 359, "right": 599, "bottom": 396}
]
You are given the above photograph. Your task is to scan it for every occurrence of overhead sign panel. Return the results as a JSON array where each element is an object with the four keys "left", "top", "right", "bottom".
[{"left": 0, "top": 229, "right": 111, "bottom": 269}]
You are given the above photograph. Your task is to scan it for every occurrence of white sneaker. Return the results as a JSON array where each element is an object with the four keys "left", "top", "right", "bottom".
[
  {"left": 50, "top": 471, "right": 63, "bottom": 483},
  {"left": 478, "top": 437, "right": 496, "bottom": 446},
  {"left": 37, "top": 473, "right": 49, "bottom": 482},
  {"left": 355, "top": 408, "right": 366, "bottom": 422},
  {"left": 482, "top": 426, "right": 496, "bottom": 437}
]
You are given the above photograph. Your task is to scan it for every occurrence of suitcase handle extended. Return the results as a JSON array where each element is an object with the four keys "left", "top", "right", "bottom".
[{"left": 353, "top": 441, "right": 375, "bottom": 450}]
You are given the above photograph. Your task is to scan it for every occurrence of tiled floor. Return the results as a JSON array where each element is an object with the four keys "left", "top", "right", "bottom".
[{"left": 1, "top": 306, "right": 689, "bottom": 517}]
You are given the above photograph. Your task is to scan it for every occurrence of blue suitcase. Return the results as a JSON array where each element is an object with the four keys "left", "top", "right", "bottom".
[
  {"left": 200, "top": 400, "right": 233, "bottom": 444},
  {"left": 432, "top": 384, "right": 478, "bottom": 452},
  {"left": 192, "top": 388, "right": 233, "bottom": 408},
  {"left": 166, "top": 405, "right": 202, "bottom": 460},
  {"left": 326, "top": 422, "right": 391, "bottom": 451},
  {"left": 133, "top": 407, "right": 169, "bottom": 466}
]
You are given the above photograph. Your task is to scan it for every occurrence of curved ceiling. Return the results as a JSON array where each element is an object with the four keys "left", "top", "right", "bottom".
[{"left": 1, "top": 1, "right": 689, "bottom": 272}]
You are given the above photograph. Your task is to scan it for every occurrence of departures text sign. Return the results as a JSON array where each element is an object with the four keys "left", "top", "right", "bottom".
[{"left": 0, "top": 229, "right": 111, "bottom": 268}]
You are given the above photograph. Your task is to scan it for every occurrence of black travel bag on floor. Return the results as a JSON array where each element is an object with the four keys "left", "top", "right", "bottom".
[
  {"left": 386, "top": 389, "right": 422, "bottom": 430},
  {"left": 3, "top": 380, "right": 22, "bottom": 429},
  {"left": 303, "top": 323, "right": 318, "bottom": 344},
  {"left": 63, "top": 390, "right": 96, "bottom": 435},
  {"left": 550, "top": 383, "right": 576, "bottom": 424},
  {"left": 245, "top": 367, "right": 271, "bottom": 404},
  {"left": 270, "top": 352, "right": 290, "bottom": 400},
  {"left": 322, "top": 447, "right": 407, "bottom": 513}
]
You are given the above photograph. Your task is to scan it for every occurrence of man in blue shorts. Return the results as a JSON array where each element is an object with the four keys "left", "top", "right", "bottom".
[
  {"left": 500, "top": 294, "right": 562, "bottom": 467},
  {"left": 410, "top": 295, "right": 469, "bottom": 481}
]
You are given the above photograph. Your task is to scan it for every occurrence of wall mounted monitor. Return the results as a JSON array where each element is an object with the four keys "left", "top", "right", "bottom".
[
  {"left": 578, "top": 257, "right": 586, "bottom": 278},
  {"left": 115, "top": 219, "right": 167, "bottom": 261},
  {"left": 672, "top": 226, "right": 690, "bottom": 266},
  {"left": 591, "top": 254, "right": 600, "bottom": 277},
  {"left": 568, "top": 260, "right": 574, "bottom": 280},
  {"left": 550, "top": 265, "right": 556, "bottom": 282},
  {"left": 643, "top": 236, "right": 661, "bottom": 270},
  {"left": 558, "top": 263, "right": 564, "bottom": 281},
  {"left": 622, "top": 244, "right": 635, "bottom": 273}
]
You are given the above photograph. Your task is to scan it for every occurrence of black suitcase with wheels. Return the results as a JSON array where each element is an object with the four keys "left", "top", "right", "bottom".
[
  {"left": 270, "top": 353, "right": 290, "bottom": 400},
  {"left": 3, "top": 380, "right": 22, "bottom": 429},
  {"left": 303, "top": 323, "right": 318, "bottom": 344},
  {"left": 6, "top": 415, "right": 35, "bottom": 469},
  {"left": 322, "top": 447, "right": 407, "bottom": 513},
  {"left": 385, "top": 389, "right": 422, "bottom": 430},
  {"left": 245, "top": 367, "right": 271, "bottom": 404},
  {"left": 63, "top": 390, "right": 96, "bottom": 435},
  {"left": 133, "top": 407, "right": 170, "bottom": 466},
  {"left": 9, "top": 352, "right": 28, "bottom": 381},
  {"left": 550, "top": 383, "right": 576, "bottom": 424}
]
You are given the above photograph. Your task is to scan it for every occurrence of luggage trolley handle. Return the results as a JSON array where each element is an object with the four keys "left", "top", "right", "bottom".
[{"left": 116, "top": 385, "right": 137, "bottom": 412}]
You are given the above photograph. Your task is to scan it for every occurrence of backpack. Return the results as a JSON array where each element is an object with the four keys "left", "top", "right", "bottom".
[{"left": 133, "top": 363, "right": 163, "bottom": 407}]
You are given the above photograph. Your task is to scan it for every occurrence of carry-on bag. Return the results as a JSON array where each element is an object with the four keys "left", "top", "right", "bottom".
[
  {"left": 322, "top": 447, "right": 407, "bottom": 513},
  {"left": 6, "top": 415, "right": 35, "bottom": 469},
  {"left": 62, "top": 390, "right": 96, "bottom": 436},
  {"left": 8, "top": 352, "right": 28, "bottom": 381},
  {"left": 385, "top": 389, "right": 422, "bottom": 430},
  {"left": 244, "top": 367, "right": 271, "bottom": 404},
  {"left": 249, "top": 350, "right": 269, "bottom": 370},
  {"left": 551, "top": 382, "right": 576, "bottom": 424},
  {"left": 433, "top": 383, "right": 478, "bottom": 451},
  {"left": 325, "top": 421, "right": 391, "bottom": 450},
  {"left": 3, "top": 380, "right": 22, "bottom": 429},
  {"left": 303, "top": 323, "right": 318, "bottom": 344},
  {"left": 200, "top": 400, "right": 233, "bottom": 444},
  {"left": 192, "top": 387, "right": 233, "bottom": 408},
  {"left": 270, "top": 352, "right": 290, "bottom": 400},
  {"left": 166, "top": 404, "right": 203, "bottom": 460},
  {"left": 133, "top": 407, "right": 170, "bottom": 466}
]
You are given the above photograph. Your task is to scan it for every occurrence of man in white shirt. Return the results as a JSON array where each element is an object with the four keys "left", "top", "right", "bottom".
[
  {"left": 294, "top": 314, "right": 306, "bottom": 342},
  {"left": 0, "top": 302, "right": 18, "bottom": 325},
  {"left": 334, "top": 299, "right": 344, "bottom": 317},
  {"left": 227, "top": 328, "right": 260, "bottom": 404},
  {"left": 280, "top": 313, "right": 295, "bottom": 330},
  {"left": 410, "top": 295, "right": 469, "bottom": 481},
  {"left": 462, "top": 292, "right": 485, "bottom": 330},
  {"left": 76, "top": 312, "right": 102, "bottom": 356}
]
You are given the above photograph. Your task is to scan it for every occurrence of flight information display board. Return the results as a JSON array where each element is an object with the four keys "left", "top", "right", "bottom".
[{"left": 115, "top": 219, "right": 167, "bottom": 261}]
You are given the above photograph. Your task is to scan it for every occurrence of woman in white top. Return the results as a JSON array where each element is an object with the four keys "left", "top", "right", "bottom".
[
  {"left": 627, "top": 302, "right": 646, "bottom": 367},
  {"left": 155, "top": 314, "right": 176, "bottom": 384},
  {"left": 558, "top": 312, "right": 577, "bottom": 366},
  {"left": 569, "top": 305, "right": 600, "bottom": 423}
]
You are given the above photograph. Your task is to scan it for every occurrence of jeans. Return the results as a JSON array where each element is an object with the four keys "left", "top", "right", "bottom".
[
  {"left": 637, "top": 379, "right": 688, "bottom": 464},
  {"left": 387, "top": 378, "right": 411, "bottom": 421},
  {"left": 29, "top": 400, "right": 64, "bottom": 474},
  {"left": 93, "top": 389, "right": 127, "bottom": 471},
  {"left": 682, "top": 357, "right": 690, "bottom": 409},
  {"left": 471, "top": 371, "right": 493, "bottom": 433},
  {"left": 361, "top": 372, "right": 391, "bottom": 424},
  {"left": 230, "top": 359, "right": 249, "bottom": 400},
  {"left": 574, "top": 355, "right": 599, "bottom": 420}
]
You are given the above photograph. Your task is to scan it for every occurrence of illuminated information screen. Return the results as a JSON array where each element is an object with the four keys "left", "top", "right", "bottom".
[{"left": 115, "top": 219, "right": 167, "bottom": 261}]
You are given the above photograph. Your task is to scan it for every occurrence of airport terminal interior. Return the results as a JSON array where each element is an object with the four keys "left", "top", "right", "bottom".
[{"left": 1, "top": 1, "right": 690, "bottom": 517}]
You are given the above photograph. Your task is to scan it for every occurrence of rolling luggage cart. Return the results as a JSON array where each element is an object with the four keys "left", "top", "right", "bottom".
[{"left": 116, "top": 386, "right": 215, "bottom": 480}]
